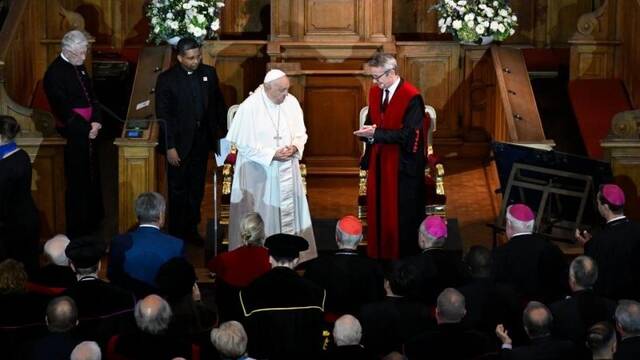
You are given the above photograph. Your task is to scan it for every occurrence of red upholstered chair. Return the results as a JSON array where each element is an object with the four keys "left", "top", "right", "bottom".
[
  {"left": 25, "top": 282, "right": 66, "bottom": 296},
  {"left": 357, "top": 105, "right": 446, "bottom": 229}
]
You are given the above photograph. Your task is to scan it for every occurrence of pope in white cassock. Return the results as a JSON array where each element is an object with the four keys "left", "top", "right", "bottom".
[{"left": 226, "top": 69, "right": 317, "bottom": 261}]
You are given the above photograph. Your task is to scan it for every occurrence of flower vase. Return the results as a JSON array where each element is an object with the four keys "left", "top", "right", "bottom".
[
  {"left": 459, "top": 35, "right": 494, "bottom": 46},
  {"left": 166, "top": 36, "right": 181, "bottom": 47}
]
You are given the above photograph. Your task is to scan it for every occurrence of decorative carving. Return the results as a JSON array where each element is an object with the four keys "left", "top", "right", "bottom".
[
  {"left": 609, "top": 110, "right": 640, "bottom": 139},
  {"left": 571, "top": 0, "right": 616, "bottom": 41},
  {"left": 59, "top": 4, "right": 86, "bottom": 31}
]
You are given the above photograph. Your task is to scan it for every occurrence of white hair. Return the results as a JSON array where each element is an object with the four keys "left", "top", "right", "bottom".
[
  {"left": 44, "top": 234, "right": 71, "bottom": 266},
  {"left": 61, "top": 30, "right": 88, "bottom": 51},
  {"left": 333, "top": 315, "right": 362, "bottom": 346},
  {"left": 70, "top": 341, "right": 102, "bottom": 360}
]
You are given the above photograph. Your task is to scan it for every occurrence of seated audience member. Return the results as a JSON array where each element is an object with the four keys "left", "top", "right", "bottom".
[
  {"left": 325, "top": 314, "right": 375, "bottom": 359},
  {"left": 404, "top": 288, "right": 494, "bottom": 359},
  {"left": 303, "top": 215, "right": 384, "bottom": 317},
  {"left": 383, "top": 352, "right": 407, "bottom": 360},
  {"left": 207, "top": 212, "right": 270, "bottom": 321},
  {"left": 550, "top": 256, "right": 615, "bottom": 356},
  {"left": 240, "top": 233, "right": 326, "bottom": 359},
  {"left": 29, "top": 296, "right": 81, "bottom": 360},
  {"left": 586, "top": 322, "right": 616, "bottom": 360},
  {"left": 404, "top": 215, "right": 469, "bottom": 305},
  {"left": 70, "top": 341, "right": 102, "bottom": 360},
  {"left": 359, "top": 261, "right": 435, "bottom": 357},
  {"left": 30, "top": 234, "right": 76, "bottom": 288},
  {"left": 614, "top": 300, "right": 640, "bottom": 360},
  {"left": 576, "top": 184, "right": 640, "bottom": 301},
  {"left": 0, "top": 259, "right": 50, "bottom": 328},
  {"left": 109, "top": 192, "right": 185, "bottom": 296},
  {"left": 63, "top": 236, "right": 136, "bottom": 344},
  {"left": 496, "top": 301, "right": 575, "bottom": 360},
  {"left": 155, "top": 257, "right": 217, "bottom": 346},
  {"left": 458, "top": 246, "right": 521, "bottom": 338},
  {"left": 210, "top": 321, "right": 255, "bottom": 360},
  {"left": 492, "top": 204, "right": 568, "bottom": 303},
  {"left": 114, "top": 294, "right": 191, "bottom": 359}
]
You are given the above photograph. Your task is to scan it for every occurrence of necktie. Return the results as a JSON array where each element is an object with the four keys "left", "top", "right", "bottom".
[{"left": 381, "top": 89, "right": 390, "bottom": 113}]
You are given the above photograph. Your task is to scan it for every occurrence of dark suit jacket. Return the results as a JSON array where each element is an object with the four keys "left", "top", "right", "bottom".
[
  {"left": 114, "top": 330, "right": 192, "bottom": 360},
  {"left": 155, "top": 63, "right": 227, "bottom": 156},
  {"left": 549, "top": 290, "right": 616, "bottom": 348},
  {"left": 303, "top": 249, "right": 385, "bottom": 315},
  {"left": 584, "top": 218, "right": 640, "bottom": 300},
  {"left": 615, "top": 336, "right": 640, "bottom": 360},
  {"left": 404, "top": 247, "right": 469, "bottom": 304},
  {"left": 323, "top": 345, "right": 376, "bottom": 360},
  {"left": 28, "top": 331, "right": 80, "bottom": 360},
  {"left": 358, "top": 296, "right": 435, "bottom": 356},
  {"left": 108, "top": 226, "right": 185, "bottom": 291},
  {"left": 501, "top": 336, "right": 576, "bottom": 360},
  {"left": 404, "top": 322, "right": 496, "bottom": 359},
  {"left": 492, "top": 234, "right": 568, "bottom": 303},
  {"left": 29, "top": 264, "right": 77, "bottom": 288}
]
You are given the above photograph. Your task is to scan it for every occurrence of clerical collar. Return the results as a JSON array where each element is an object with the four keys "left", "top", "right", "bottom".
[
  {"left": 139, "top": 224, "right": 160, "bottom": 230},
  {"left": 607, "top": 215, "right": 626, "bottom": 224},
  {"left": 511, "top": 232, "right": 532, "bottom": 238},
  {"left": 60, "top": 52, "right": 72, "bottom": 64}
]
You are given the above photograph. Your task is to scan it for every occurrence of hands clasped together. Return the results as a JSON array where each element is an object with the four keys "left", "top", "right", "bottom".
[{"left": 274, "top": 145, "right": 298, "bottom": 161}]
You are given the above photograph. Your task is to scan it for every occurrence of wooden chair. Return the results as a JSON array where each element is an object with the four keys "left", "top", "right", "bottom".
[{"left": 357, "top": 105, "right": 446, "bottom": 227}]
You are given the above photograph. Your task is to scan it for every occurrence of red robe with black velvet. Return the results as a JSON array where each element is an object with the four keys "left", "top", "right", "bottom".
[{"left": 363, "top": 80, "right": 428, "bottom": 260}]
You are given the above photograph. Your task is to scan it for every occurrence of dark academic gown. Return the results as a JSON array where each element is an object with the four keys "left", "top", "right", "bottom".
[
  {"left": 62, "top": 277, "right": 136, "bottom": 346},
  {"left": 323, "top": 345, "right": 376, "bottom": 360},
  {"left": 615, "top": 336, "right": 640, "bottom": 360},
  {"left": 361, "top": 79, "right": 427, "bottom": 259},
  {"left": 584, "top": 217, "right": 640, "bottom": 300},
  {"left": 239, "top": 266, "right": 326, "bottom": 359},
  {"left": 358, "top": 295, "right": 436, "bottom": 357},
  {"left": 549, "top": 289, "right": 616, "bottom": 359},
  {"left": 404, "top": 247, "right": 469, "bottom": 305},
  {"left": 29, "top": 264, "right": 77, "bottom": 288},
  {"left": 28, "top": 331, "right": 81, "bottom": 360},
  {"left": 114, "top": 330, "right": 192, "bottom": 360},
  {"left": 492, "top": 233, "right": 568, "bottom": 304},
  {"left": 500, "top": 336, "right": 576, "bottom": 360},
  {"left": 155, "top": 63, "right": 227, "bottom": 239},
  {"left": 403, "top": 322, "right": 496, "bottom": 360},
  {"left": 302, "top": 249, "right": 385, "bottom": 316},
  {"left": 43, "top": 55, "right": 103, "bottom": 237},
  {"left": 0, "top": 149, "right": 39, "bottom": 273}
]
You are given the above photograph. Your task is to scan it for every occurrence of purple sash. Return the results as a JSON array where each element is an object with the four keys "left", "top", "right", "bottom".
[{"left": 72, "top": 107, "right": 93, "bottom": 122}]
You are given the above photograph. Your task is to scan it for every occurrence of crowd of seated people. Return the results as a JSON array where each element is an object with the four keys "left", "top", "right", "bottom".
[{"left": 1, "top": 184, "right": 640, "bottom": 359}]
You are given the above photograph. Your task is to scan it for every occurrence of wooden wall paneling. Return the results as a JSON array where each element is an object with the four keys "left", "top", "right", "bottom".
[
  {"left": 570, "top": 44, "right": 616, "bottom": 79},
  {"left": 462, "top": 47, "right": 496, "bottom": 139},
  {"left": 546, "top": 0, "right": 594, "bottom": 45},
  {"left": 619, "top": 0, "right": 640, "bottom": 107},
  {"left": 302, "top": 75, "right": 368, "bottom": 174},
  {"left": 221, "top": 0, "right": 270, "bottom": 37},
  {"left": 304, "top": 0, "right": 361, "bottom": 41},
  {"left": 366, "top": 0, "right": 392, "bottom": 41},
  {"left": 398, "top": 42, "right": 461, "bottom": 138},
  {"left": 204, "top": 41, "right": 268, "bottom": 106},
  {"left": 122, "top": 0, "right": 149, "bottom": 47},
  {"left": 272, "top": 0, "right": 297, "bottom": 41}
]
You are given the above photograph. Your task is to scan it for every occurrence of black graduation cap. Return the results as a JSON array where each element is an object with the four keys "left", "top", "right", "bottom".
[
  {"left": 264, "top": 233, "right": 308, "bottom": 259},
  {"left": 65, "top": 236, "right": 106, "bottom": 269},
  {"left": 155, "top": 257, "right": 196, "bottom": 299}
]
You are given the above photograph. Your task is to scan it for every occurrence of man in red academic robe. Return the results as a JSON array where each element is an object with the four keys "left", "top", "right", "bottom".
[{"left": 354, "top": 53, "right": 428, "bottom": 260}]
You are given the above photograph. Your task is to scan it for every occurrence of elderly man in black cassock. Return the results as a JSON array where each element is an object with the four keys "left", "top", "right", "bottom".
[
  {"left": 239, "top": 233, "right": 326, "bottom": 359},
  {"left": 43, "top": 30, "right": 103, "bottom": 237}
]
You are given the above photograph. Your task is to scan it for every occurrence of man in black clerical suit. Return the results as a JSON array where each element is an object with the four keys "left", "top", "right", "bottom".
[
  {"left": 549, "top": 256, "right": 616, "bottom": 358},
  {"left": 303, "top": 215, "right": 384, "bottom": 317},
  {"left": 43, "top": 30, "right": 103, "bottom": 237},
  {"left": 492, "top": 204, "right": 568, "bottom": 304},
  {"left": 576, "top": 184, "right": 640, "bottom": 301},
  {"left": 404, "top": 288, "right": 495, "bottom": 360},
  {"left": 496, "top": 302, "right": 576, "bottom": 360},
  {"left": 239, "top": 233, "right": 326, "bottom": 359},
  {"left": 62, "top": 236, "right": 136, "bottom": 346},
  {"left": 404, "top": 215, "right": 469, "bottom": 305},
  {"left": 614, "top": 300, "right": 640, "bottom": 360},
  {"left": 358, "top": 261, "right": 435, "bottom": 357},
  {"left": 155, "top": 37, "right": 227, "bottom": 242}
]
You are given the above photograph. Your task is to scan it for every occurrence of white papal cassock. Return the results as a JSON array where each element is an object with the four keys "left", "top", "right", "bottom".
[{"left": 226, "top": 84, "right": 317, "bottom": 261}]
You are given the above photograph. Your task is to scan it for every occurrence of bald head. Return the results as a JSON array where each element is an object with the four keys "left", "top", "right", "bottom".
[
  {"left": 570, "top": 255, "right": 598, "bottom": 290},
  {"left": 333, "top": 315, "right": 362, "bottom": 346},
  {"left": 46, "top": 296, "right": 78, "bottom": 332},
  {"left": 134, "top": 294, "right": 172, "bottom": 334},
  {"left": 523, "top": 301, "right": 553, "bottom": 339},
  {"left": 44, "top": 235, "right": 71, "bottom": 266},
  {"left": 436, "top": 288, "right": 466, "bottom": 323},
  {"left": 70, "top": 341, "right": 101, "bottom": 360}
]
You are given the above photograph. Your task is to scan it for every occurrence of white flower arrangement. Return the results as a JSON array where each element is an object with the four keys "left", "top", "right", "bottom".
[
  {"left": 146, "top": 0, "right": 225, "bottom": 44},
  {"left": 431, "top": 0, "right": 518, "bottom": 43}
]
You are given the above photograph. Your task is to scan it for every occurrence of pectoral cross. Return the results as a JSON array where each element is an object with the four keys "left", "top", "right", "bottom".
[{"left": 273, "top": 134, "right": 282, "bottom": 146}]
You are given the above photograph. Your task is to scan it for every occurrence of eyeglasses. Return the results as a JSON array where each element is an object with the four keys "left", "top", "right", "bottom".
[{"left": 370, "top": 70, "right": 390, "bottom": 81}]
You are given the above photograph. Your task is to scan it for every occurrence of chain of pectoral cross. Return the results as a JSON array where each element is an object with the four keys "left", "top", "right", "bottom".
[{"left": 262, "top": 94, "right": 283, "bottom": 146}]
